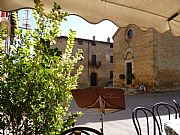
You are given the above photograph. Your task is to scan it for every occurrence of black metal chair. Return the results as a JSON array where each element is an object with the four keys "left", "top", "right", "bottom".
[
  {"left": 173, "top": 99, "right": 180, "bottom": 118},
  {"left": 132, "top": 107, "right": 162, "bottom": 135},
  {"left": 60, "top": 126, "right": 102, "bottom": 135},
  {"left": 152, "top": 102, "right": 178, "bottom": 133}
]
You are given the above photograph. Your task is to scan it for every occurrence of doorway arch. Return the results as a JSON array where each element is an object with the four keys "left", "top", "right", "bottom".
[{"left": 124, "top": 48, "right": 134, "bottom": 85}]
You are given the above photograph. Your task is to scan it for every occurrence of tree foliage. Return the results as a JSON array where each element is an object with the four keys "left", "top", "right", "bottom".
[{"left": 0, "top": 0, "right": 83, "bottom": 134}]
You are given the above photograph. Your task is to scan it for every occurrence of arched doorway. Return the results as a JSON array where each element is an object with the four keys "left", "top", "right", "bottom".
[
  {"left": 90, "top": 72, "right": 97, "bottom": 86},
  {"left": 126, "top": 62, "right": 132, "bottom": 85},
  {"left": 124, "top": 49, "right": 134, "bottom": 86}
]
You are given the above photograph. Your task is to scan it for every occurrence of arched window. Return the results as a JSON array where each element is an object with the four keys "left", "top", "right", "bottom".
[
  {"left": 126, "top": 52, "right": 133, "bottom": 60},
  {"left": 90, "top": 73, "right": 97, "bottom": 86}
]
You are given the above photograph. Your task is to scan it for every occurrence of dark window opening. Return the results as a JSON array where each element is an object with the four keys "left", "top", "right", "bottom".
[
  {"left": 91, "top": 72, "right": 97, "bottom": 86},
  {"left": 92, "top": 41, "right": 96, "bottom": 46},
  {"left": 126, "top": 62, "right": 132, "bottom": 85},
  {"left": 110, "top": 56, "right": 113, "bottom": 63},
  {"left": 110, "top": 44, "right": 113, "bottom": 48},
  {"left": 91, "top": 55, "right": 96, "bottom": 64},
  {"left": 110, "top": 71, "right": 113, "bottom": 79},
  {"left": 78, "top": 40, "right": 83, "bottom": 45},
  {"left": 127, "top": 29, "right": 133, "bottom": 39}
]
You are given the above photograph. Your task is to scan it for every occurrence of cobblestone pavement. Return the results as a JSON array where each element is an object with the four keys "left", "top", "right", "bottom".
[{"left": 69, "top": 90, "right": 180, "bottom": 135}]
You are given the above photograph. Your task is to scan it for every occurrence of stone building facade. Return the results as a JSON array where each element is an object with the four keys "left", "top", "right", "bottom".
[
  {"left": 113, "top": 24, "right": 180, "bottom": 91},
  {"left": 52, "top": 36, "right": 113, "bottom": 89}
]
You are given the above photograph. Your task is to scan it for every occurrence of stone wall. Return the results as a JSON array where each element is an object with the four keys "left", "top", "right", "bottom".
[
  {"left": 52, "top": 36, "right": 113, "bottom": 89},
  {"left": 153, "top": 31, "right": 180, "bottom": 90},
  {"left": 113, "top": 24, "right": 180, "bottom": 91}
]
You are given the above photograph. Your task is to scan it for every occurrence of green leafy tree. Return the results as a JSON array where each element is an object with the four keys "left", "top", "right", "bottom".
[{"left": 0, "top": 0, "right": 83, "bottom": 134}]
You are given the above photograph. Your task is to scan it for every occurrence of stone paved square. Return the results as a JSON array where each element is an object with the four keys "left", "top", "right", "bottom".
[{"left": 70, "top": 90, "right": 180, "bottom": 135}]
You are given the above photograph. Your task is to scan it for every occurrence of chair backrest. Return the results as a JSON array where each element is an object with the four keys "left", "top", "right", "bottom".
[
  {"left": 60, "top": 126, "right": 102, "bottom": 135},
  {"left": 173, "top": 99, "right": 180, "bottom": 118},
  {"left": 152, "top": 102, "right": 178, "bottom": 132},
  {"left": 132, "top": 107, "right": 162, "bottom": 135}
]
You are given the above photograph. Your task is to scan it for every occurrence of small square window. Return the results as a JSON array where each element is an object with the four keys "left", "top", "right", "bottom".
[
  {"left": 110, "top": 44, "right": 113, "bottom": 48},
  {"left": 78, "top": 40, "right": 83, "bottom": 45},
  {"left": 91, "top": 55, "right": 96, "bottom": 64},
  {"left": 92, "top": 41, "right": 96, "bottom": 46},
  {"left": 110, "top": 56, "right": 113, "bottom": 63}
]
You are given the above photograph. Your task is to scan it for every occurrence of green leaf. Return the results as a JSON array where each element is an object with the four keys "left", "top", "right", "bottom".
[{"left": 0, "top": 1, "right": 83, "bottom": 134}]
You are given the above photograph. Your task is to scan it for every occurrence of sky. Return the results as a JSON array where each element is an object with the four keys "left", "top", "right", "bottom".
[
  {"left": 18, "top": 9, "right": 118, "bottom": 42},
  {"left": 60, "top": 16, "right": 118, "bottom": 42}
]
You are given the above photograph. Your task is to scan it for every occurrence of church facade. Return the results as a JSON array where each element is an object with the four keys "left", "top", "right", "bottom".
[{"left": 113, "top": 25, "right": 180, "bottom": 91}]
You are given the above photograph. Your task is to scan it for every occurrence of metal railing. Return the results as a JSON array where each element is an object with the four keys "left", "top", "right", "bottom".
[{"left": 88, "top": 61, "right": 101, "bottom": 68}]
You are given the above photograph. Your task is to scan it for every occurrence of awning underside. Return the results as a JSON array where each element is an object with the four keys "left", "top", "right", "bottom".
[{"left": 0, "top": 0, "right": 180, "bottom": 36}]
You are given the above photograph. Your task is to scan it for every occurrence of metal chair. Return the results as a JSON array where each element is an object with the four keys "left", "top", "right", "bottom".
[
  {"left": 60, "top": 126, "right": 102, "bottom": 135},
  {"left": 132, "top": 107, "right": 162, "bottom": 135},
  {"left": 173, "top": 99, "right": 180, "bottom": 118},
  {"left": 152, "top": 102, "right": 178, "bottom": 133}
]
